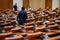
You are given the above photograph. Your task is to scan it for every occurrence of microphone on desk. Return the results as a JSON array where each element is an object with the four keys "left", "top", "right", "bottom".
[
  {"left": 32, "top": 24, "right": 38, "bottom": 33},
  {"left": 19, "top": 29, "right": 26, "bottom": 33},
  {"left": 33, "top": 24, "right": 38, "bottom": 27},
  {"left": 44, "top": 22, "right": 51, "bottom": 32},
  {"left": 13, "top": 23, "right": 19, "bottom": 27},
  {"left": 19, "top": 27, "right": 26, "bottom": 33},
  {"left": 39, "top": 33, "right": 49, "bottom": 39},
  {"left": 2, "top": 29, "right": 5, "bottom": 33},
  {"left": 45, "top": 29, "right": 51, "bottom": 32},
  {"left": 31, "top": 24, "right": 37, "bottom": 30},
  {"left": 10, "top": 34, "right": 18, "bottom": 37}
]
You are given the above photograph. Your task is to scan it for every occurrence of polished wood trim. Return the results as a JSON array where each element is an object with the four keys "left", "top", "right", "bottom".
[
  {"left": 23, "top": 0, "right": 29, "bottom": 8},
  {"left": 0, "top": 0, "right": 13, "bottom": 10},
  {"left": 45, "top": 0, "right": 52, "bottom": 9}
]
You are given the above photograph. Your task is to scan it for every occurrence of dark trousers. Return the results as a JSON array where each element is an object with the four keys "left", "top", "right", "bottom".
[{"left": 18, "top": 21, "right": 26, "bottom": 25}]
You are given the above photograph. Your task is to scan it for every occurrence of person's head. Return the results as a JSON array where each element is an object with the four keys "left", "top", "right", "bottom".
[
  {"left": 21, "top": 7, "right": 25, "bottom": 10},
  {"left": 55, "top": 8, "right": 58, "bottom": 10},
  {"left": 15, "top": 3, "right": 17, "bottom": 5}
]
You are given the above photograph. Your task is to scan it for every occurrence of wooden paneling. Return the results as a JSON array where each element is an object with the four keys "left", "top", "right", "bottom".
[
  {"left": 0, "top": 0, "right": 4, "bottom": 10},
  {"left": 0, "top": 0, "right": 52, "bottom": 10},
  {"left": 7, "top": 0, "right": 13, "bottom": 9},
  {"left": 23, "top": 0, "right": 29, "bottom": 8},
  {"left": 0, "top": 0, "right": 13, "bottom": 10},
  {"left": 45, "top": 0, "right": 52, "bottom": 9}
]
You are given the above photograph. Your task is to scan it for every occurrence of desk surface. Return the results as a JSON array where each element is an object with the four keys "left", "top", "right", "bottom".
[
  {"left": 5, "top": 36, "right": 22, "bottom": 40},
  {"left": 11, "top": 26, "right": 33, "bottom": 31},
  {"left": 44, "top": 30, "right": 60, "bottom": 36},
  {"left": 4, "top": 25, "right": 14, "bottom": 28},
  {"left": 44, "top": 36, "right": 60, "bottom": 40},
  {"left": 0, "top": 32, "right": 12, "bottom": 36}
]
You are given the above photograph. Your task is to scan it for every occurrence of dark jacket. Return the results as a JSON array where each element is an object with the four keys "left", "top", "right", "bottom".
[
  {"left": 17, "top": 10, "right": 27, "bottom": 25},
  {"left": 13, "top": 5, "right": 17, "bottom": 11}
]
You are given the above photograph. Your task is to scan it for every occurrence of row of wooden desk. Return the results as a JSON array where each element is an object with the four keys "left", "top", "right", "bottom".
[
  {"left": 0, "top": 24, "right": 60, "bottom": 40},
  {"left": 0, "top": 30, "right": 59, "bottom": 40},
  {"left": 0, "top": 18, "right": 60, "bottom": 40}
]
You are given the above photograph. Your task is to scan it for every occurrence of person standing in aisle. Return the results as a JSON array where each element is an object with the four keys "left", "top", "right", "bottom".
[
  {"left": 17, "top": 7, "right": 27, "bottom": 25},
  {"left": 13, "top": 3, "right": 18, "bottom": 11}
]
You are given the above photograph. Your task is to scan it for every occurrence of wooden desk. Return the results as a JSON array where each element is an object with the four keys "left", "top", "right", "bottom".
[
  {"left": 55, "top": 20, "right": 60, "bottom": 23},
  {"left": 49, "top": 19, "right": 55, "bottom": 21},
  {"left": 15, "top": 32, "right": 42, "bottom": 40},
  {"left": 15, "top": 32, "right": 42, "bottom": 37},
  {"left": 26, "top": 18, "right": 35, "bottom": 21},
  {"left": 45, "top": 30, "right": 60, "bottom": 36},
  {"left": 26, "top": 22, "right": 35, "bottom": 26},
  {"left": 27, "top": 32, "right": 42, "bottom": 37},
  {"left": 0, "top": 32, "right": 12, "bottom": 40},
  {"left": 11, "top": 27, "right": 21, "bottom": 33},
  {"left": 11, "top": 26, "right": 33, "bottom": 33},
  {"left": 44, "top": 36, "right": 60, "bottom": 40},
  {"left": 4, "top": 25, "right": 14, "bottom": 32},
  {"left": 0, "top": 22, "right": 13, "bottom": 27},
  {"left": 48, "top": 25, "right": 56, "bottom": 27},
  {"left": 27, "top": 32, "right": 42, "bottom": 40},
  {"left": 46, "top": 22, "right": 55, "bottom": 25},
  {"left": 35, "top": 21, "right": 43, "bottom": 25},
  {"left": 4, "top": 25, "right": 14, "bottom": 29},
  {"left": 25, "top": 26, "right": 33, "bottom": 30},
  {"left": 5, "top": 36, "right": 22, "bottom": 40},
  {"left": 0, "top": 32, "right": 12, "bottom": 37}
]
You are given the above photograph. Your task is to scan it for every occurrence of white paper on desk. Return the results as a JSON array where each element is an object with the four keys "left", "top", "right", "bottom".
[
  {"left": 45, "top": 29, "right": 51, "bottom": 32},
  {"left": 13, "top": 35, "right": 18, "bottom": 37},
  {"left": 45, "top": 34, "right": 49, "bottom": 38},
  {"left": 2, "top": 30, "right": 5, "bottom": 33},
  {"left": 21, "top": 29, "right": 26, "bottom": 33},
  {"left": 43, "top": 35, "right": 49, "bottom": 38}
]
